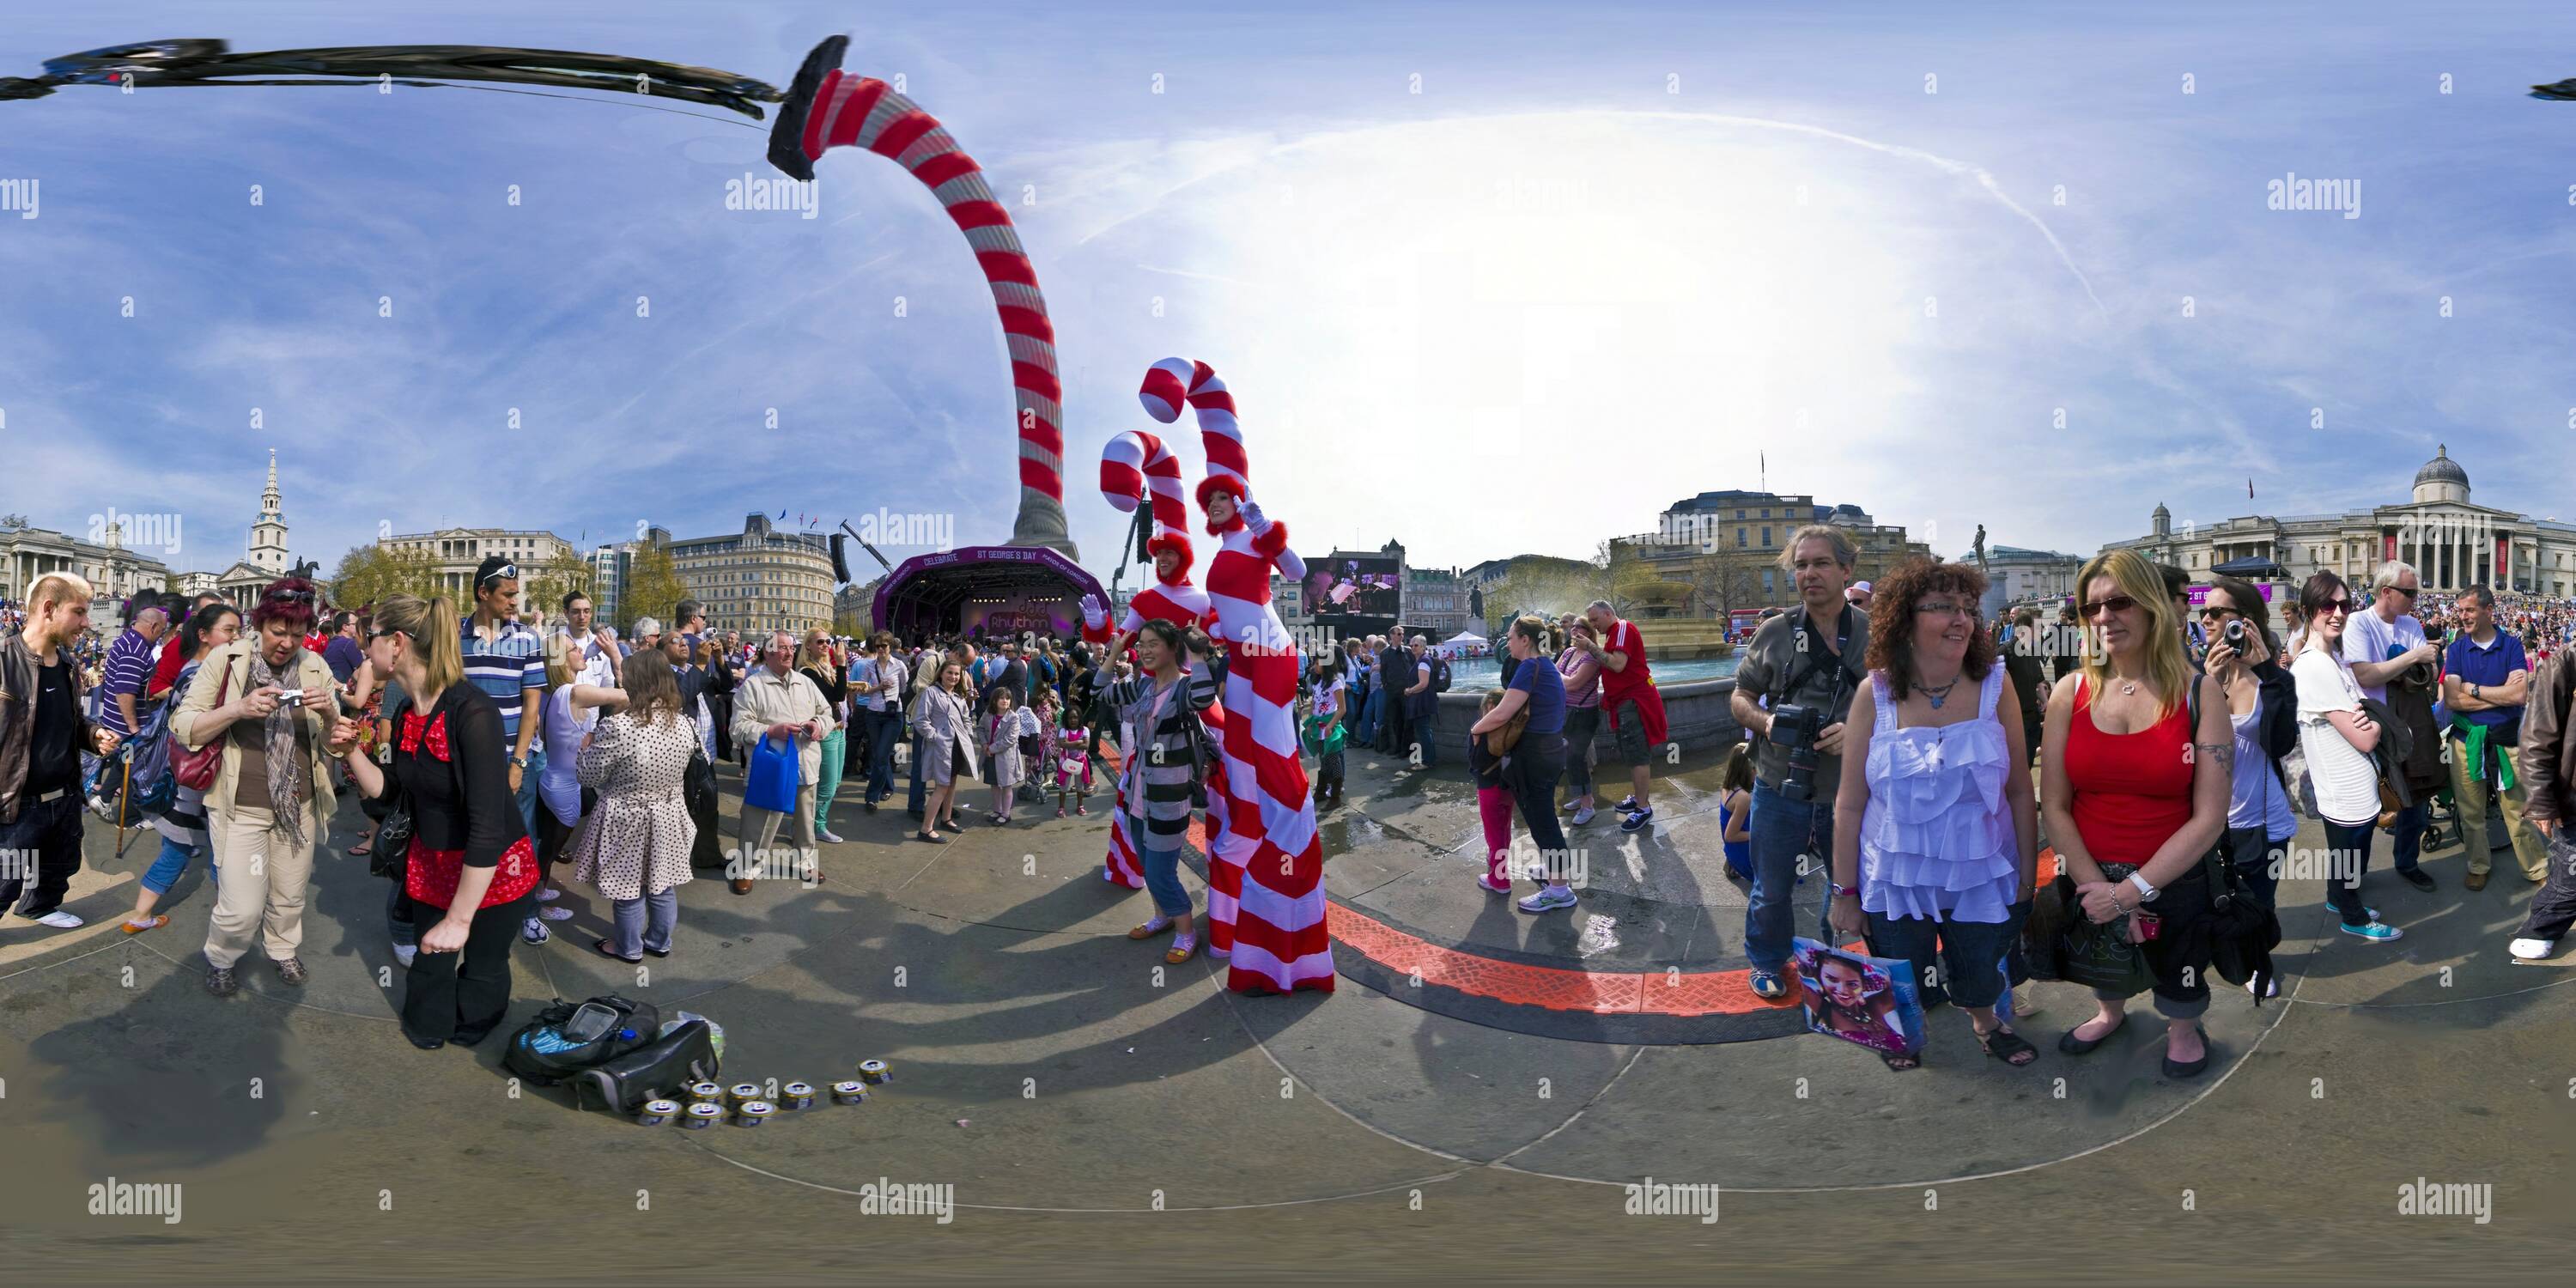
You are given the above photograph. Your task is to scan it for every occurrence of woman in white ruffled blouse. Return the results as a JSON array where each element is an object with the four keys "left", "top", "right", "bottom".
[{"left": 1829, "top": 560, "right": 2040, "bottom": 1071}]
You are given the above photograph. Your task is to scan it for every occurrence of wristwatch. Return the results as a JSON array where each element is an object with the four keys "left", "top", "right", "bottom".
[
  {"left": 2128, "top": 872, "right": 2160, "bottom": 903},
  {"left": 1829, "top": 882, "right": 1859, "bottom": 898},
  {"left": 510, "top": 754, "right": 529, "bottom": 769}
]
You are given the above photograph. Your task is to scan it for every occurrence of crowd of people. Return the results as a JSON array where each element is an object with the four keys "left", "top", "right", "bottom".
[{"left": 10, "top": 526, "right": 2576, "bottom": 1057}]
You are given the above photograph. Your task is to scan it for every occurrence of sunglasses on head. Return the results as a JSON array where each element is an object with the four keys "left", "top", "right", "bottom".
[
  {"left": 2081, "top": 594, "right": 2140, "bottom": 619},
  {"left": 478, "top": 563, "right": 519, "bottom": 587}
]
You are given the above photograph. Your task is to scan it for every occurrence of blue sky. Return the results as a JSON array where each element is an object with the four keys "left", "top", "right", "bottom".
[{"left": 3, "top": 0, "right": 2573, "bottom": 584}]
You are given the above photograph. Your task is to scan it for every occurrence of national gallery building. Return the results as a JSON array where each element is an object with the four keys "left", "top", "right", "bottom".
[{"left": 2107, "top": 446, "right": 2576, "bottom": 598}]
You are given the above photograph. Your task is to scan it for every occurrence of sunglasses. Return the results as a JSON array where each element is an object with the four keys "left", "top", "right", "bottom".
[
  {"left": 2312, "top": 597, "right": 2355, "bottom": 615},
  {"left": 478, "top": 563, "right": 519, "bottom": 587},
  {"left": 2391, "top": 586, "right": 2419, "bottom": 599},
  {"left": 2081, "top": 594, "right": 2140, "bottom": 619},
  {"left": 371, "top": 626, "right": 409, "bottom": 641}
]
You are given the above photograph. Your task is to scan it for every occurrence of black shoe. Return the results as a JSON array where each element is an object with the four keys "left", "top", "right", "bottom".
[
  {"left": 766, "top": 34, "right": 849, "bottom": 181},
  {"left": 2057, "top": 1014, "right": 2125, "bottom": 1055},
  {"left": 407, "top": 1035, "right": 446, "bottom": 1051},
  {"left": 2398, "top": 867, "right": 2437, "bottom": 892},
  {"left": 2160, "top": 1026, "right": 2211, "bottom": 1078},
  {"left": 865, "top": 801, "right": 878, "bottom": 814}
]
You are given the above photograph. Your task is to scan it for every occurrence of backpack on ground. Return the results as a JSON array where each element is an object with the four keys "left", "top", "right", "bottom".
[
  {"left": 504, "top": 994, "right": 659, "bottom": 1087},
  {"left": 570, "top": 1016, "right": 724, "bottom": 1114}
]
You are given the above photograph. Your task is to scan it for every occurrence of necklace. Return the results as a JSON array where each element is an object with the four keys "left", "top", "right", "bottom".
[{"left": 1919, "top": 674, "right": 1963, "bottom": 708}]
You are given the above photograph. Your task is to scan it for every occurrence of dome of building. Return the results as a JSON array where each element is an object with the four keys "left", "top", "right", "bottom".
[{"left": 2411, "top": 443, "right": 2470, "bottom": 504}]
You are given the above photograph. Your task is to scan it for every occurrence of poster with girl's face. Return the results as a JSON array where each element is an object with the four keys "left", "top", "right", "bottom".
[{"left": 1791, "top": 938, "right": 1925, "bottom": 1056}]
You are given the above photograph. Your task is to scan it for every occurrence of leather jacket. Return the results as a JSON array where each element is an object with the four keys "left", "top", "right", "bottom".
[{"left": 1, "top": 631, "right": 101, "bottom": 824}]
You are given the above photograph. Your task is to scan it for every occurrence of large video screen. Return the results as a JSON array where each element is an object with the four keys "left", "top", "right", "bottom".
[{"left": 1309, "top": 556, "right": 1402, "bottom": 623}]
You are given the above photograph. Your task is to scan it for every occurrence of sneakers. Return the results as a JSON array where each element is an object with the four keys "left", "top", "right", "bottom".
[
  {"left": 1516, "top": 886, "right": 1578, "bottom": 914},
  {"left": 1571, "top": 805, "right": 1596, "bottom": 827},
  {"left": 1476, "top": 872, "right": 1512, "bottom": 896},
  {"left": 2510, "top": 937, "right": 2555, "bottom": 961},
  {"left": 1619, "top": 807, "right": 1654, "bottom": 834},
  {"left": 274, "top": 956, "right": 308, "bottom": 986},
  {"left": 538, "top": 886, "right": 562, "bottom": 903},
  {"left": 204, "top": 965, "right": 239, "bottom": 996},
  {"left": 1077, "top": 804, "right": 1088, "bottom": 817},
  {"left": 34, "top": 910, "right": 82, "bottom": 929},
  {"left": 1559, "top": 800, "right": 1583, "bottom": 815},
  {"left": 538, "top": 904, "right": 574, "bottom": 922},
  {"left": 521, "top": 916, "right": 551, "bottom": 945},
  {"left": 2339, "top": 919, "right": 2403, "bottom": 942},
  {"left": 392, "top": 942, "right": 417, "bottom": 968},
  {"left": 1054, "top": 805, "right": 1067, "bottom": 819},
  {"left": 1748, "top": 969, "right": 1789, "bottom": 1001},
  {"left": 1617, "top": 795, "right": 1640, "bottom": 812},
  {"left": 817, "top": 826, "right": 846, "bottom": 844}
]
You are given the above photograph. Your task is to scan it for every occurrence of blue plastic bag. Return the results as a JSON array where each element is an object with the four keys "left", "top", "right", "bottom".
[{"left": 744, "top": 733, "right": 801, "bottom": 814}]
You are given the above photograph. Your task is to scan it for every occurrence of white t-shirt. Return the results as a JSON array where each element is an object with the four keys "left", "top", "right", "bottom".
[
  {"left": 2292, "top": 647, "right": 2380, "bottom": 825},
  {"left": 2339, "top": 609, "right": 2424, "bottom": 705},
  {"left": 1314, "top": 674, "right": 1344, "bottom": 718}
]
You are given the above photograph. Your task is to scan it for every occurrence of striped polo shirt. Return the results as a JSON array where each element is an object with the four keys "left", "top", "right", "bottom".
[
  {"left": 1095, "top": 663, "right": 1219, "bottom": 840},
  {"left": 98, "top": 629, "right": 158, "bottom": 735},
  {"left": 460, "top": 615, "right": 546, "bottom": 745}
]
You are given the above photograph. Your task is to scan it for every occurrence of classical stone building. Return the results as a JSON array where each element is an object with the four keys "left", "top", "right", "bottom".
[
  {"left": 1984, "top": 545, "right": 2087, "bottom": 607},
  {"left": 2105, "top": 446, "right": 2576, "bottom": 596},
  {"left": 380, "top": 526, "right": 578, "bottom": 601},
  {"left": 1616, "top": 489, "right": 1934, "bottom": 606},
  {"left": 0, "top": 518, "right": 173, "bottom": 607},
  {"left": 671, "top": 513, "right": 835, "bottom": 637}
]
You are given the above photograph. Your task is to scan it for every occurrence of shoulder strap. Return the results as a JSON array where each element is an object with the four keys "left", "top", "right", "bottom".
[{"left": 1978, "top": 665, "right": 2002, "bottom": 720}]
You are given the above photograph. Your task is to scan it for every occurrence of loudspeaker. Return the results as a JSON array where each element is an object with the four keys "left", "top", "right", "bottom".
[{"left": 829, "top": 534, "right": 852, "bottom": 584}]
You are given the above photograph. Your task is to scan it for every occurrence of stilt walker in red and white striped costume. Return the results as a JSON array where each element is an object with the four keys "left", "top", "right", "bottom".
[
  {"left": 1081, "top": 430, "right": 1224, "bottom": 890},
  {"left": 1139, "top": 359, "right": 1334, "bottom": 994}
]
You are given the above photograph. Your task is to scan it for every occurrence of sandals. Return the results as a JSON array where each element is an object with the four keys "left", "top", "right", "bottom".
[
  {"left": 1880, "top": 1049, "right": 1922, "bottom": 1072},
  {"left": 1127, "top": 919, "right": 1173, "bottom": 940},
  {"left": 1976, "top": 1024, "right": 2038, "bottom": 1066},
  {"left": 2057, "top": 1013, "right": 2127, "bottom": 1055},
  {"left": 347, "top": 837, "right": 374, "bottom": 857},
  {"left": 121, "top": 914, "right": 168, "bottom": 935},
  {"left": 1164, "top": 934, "right": 1198, "bottom": 965},
  {"left": 917, "top": 829, "right": 945, "bottom": 843},
  {"left": 592, "top": 938, "right": 644, "bottom": 964}
]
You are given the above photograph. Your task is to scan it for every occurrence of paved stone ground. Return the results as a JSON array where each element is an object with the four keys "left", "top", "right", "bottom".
[{"left": 2, "top": 742, "right": 2572, "bottom": 1283}]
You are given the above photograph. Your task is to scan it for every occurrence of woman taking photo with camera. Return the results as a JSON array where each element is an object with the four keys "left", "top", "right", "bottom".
[
  {"left": 333, "top": 592, "right": 543, "bottom": 1049},
  {"left": 2199, "top": 578, "right": 2297, "bottom": 921},
  {"left": 172, "top": 580, "right": 339, "bottom": 997},
  {"left": 2041, "top": 550, "right": 2233, "bottom": 1078}
]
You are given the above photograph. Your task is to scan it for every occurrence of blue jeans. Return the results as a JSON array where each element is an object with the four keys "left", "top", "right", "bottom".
[
  {"left": 141, "top": 835, "right": 208, "bottom": 896},
  {"left": 1352, "top": 685, "right": 1376, "bottom": 743},
  {"left": 1359, "top": 687, "right": 1385, "bottom": 746},
  {"left": 863, "top": 708, "right": 902, "bottom": 802},
  {"left": 1126, "top": 811, "right": 1191, "bottom": 919},
  {"left": 513, "top": 746, "right": 546, "bottom": 839},
  {"left": 1411, "top": 703, "right": 1437, "bottom": 768},
  {"left": 611, "top": 890, "right": 678, "bottom": 957},
  {"left": 1745, "top": 780, "right": 1835, "bottom": 975},
  {"left": 2390, "top": 799, "right": 2427, "bottom": 873}
]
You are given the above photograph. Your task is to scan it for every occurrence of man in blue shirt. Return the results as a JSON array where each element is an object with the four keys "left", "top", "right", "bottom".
[
  {"left": 2443, "top": 586, "right": 2548, "bottom": 889},
  {"left": 322, "top": 611, "right": 367, "bottom": 685},
  {"left": 458, "top": 556, "right": 551, "bottom": 941}
]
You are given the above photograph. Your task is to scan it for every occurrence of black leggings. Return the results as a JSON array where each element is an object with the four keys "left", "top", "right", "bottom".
[
  {"left": 1501, "top": 731, "right": 1571, "bottom": 860},
  {"left": 535, "top": 787, "right": 596, "bottom": 878},
  {"left": 401, "top": 891, "right": 534, "bottom": 1047}
]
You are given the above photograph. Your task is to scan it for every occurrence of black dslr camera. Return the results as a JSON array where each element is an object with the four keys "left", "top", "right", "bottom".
[{"left": 1771, "top": 702, "right": 1825, "bottom": 802}]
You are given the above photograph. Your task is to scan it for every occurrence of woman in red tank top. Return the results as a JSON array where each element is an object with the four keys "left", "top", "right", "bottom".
[{"left": 2040, "top": 551, "right": 2232, "bottom": 1079}]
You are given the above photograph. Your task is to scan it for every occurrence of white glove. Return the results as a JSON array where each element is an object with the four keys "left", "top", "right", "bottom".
[
  {"left": 1241, "top": 501, "right": 1270, "bottom": 533},
  {"left": 1079, "top": 594, "right": 1106, "bottom": 630}
]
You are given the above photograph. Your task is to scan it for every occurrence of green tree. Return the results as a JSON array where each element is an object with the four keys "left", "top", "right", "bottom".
[
  {"left": 329, "top": 544, "right": 442, "bottom": 611},
  {"left": 623, "top": 543, "right": 688, "bottom": 631},
  {"left": 523, "top": 546, "right": 594, "bottom": 619}
]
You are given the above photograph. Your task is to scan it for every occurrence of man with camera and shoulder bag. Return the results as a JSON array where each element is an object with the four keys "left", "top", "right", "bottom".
[{"left": 1729, "top": 526, "right": 1872, "bottom": 1001}]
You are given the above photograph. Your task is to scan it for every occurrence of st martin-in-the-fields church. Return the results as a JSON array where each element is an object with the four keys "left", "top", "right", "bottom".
[{"left": 177, "top": 449, "right": 310, "bottom": 609}]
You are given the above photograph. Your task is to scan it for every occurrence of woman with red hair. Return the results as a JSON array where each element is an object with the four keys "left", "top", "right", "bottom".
[{"left": 171, "top": 579, "right": 343, "bottom": 997}]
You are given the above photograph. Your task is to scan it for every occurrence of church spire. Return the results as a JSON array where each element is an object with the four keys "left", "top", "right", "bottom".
[{"left": 260, "top": 447, "right": 282, "bottom": 522}]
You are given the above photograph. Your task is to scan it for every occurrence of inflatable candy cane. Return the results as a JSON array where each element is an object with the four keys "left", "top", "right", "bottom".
[
  {"left": 1139, "top": 359, "right": 1332, "bottom": 994},
  {"left": 1085, "top": 430, "right": 1224, "bottom": 890},
  {"left": 769, "top": 36, "right": 1075, "bottom": 556}
]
